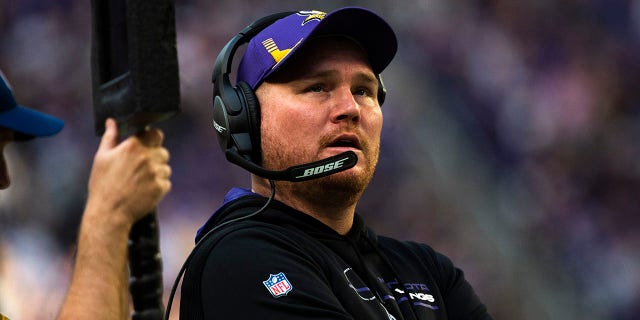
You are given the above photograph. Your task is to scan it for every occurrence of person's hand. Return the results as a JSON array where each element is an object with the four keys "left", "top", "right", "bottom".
[{"left": 85, "top": 118, "right": 172, "bottom": 227}]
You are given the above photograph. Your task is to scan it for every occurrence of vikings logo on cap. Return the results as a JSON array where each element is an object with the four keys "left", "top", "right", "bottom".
[
  {"left": 261, "top": 38, "right": 301, "bottom": 67},
  {"left": 300, "top": 10, "right": 326, "bottom": 24},
  {"left": 260, "top": 10, "right": 327, "bottom": 70}
]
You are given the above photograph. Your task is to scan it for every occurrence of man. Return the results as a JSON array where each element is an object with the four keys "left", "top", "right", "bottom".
[
  {"left": 0, "top": 70, "right": 64, "bottom": 189},
  {"left": 0, "top": 70, "right": 65, "bottom": 319},
  {"left": 0, "top": 70, "right": 172, "bottom": 319},
  {"left": 180, "top": 7, "right": 492, "bottom": 320}
]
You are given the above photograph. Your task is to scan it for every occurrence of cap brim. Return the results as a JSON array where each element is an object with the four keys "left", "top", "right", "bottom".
[
  {"left": 0, "top": 105, "right": 64, "bottom": 140},
  {"left": 308, "top": 7, "right": 397, "bottom": 74}
]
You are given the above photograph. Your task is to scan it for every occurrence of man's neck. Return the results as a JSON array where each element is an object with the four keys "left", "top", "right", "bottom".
[{"left": 252, "top": 176, "right": 359, "bottom": 235}]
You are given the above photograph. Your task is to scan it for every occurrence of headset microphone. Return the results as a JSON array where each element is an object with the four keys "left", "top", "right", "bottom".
[{"left": 226, "top": 148, "right": 357, "bottom": 182}]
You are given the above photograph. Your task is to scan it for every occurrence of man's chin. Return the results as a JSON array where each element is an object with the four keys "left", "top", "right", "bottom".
[{"left": 315, "top": 167, "right": 370, "bottom": 192}]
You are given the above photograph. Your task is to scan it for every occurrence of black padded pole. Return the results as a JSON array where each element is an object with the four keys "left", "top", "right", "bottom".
[{"left": 90, "top": 0, "right": 180, "bottom": 318}]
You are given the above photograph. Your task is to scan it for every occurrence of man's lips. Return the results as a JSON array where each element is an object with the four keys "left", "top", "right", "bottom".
[{"left": 326, "top": 134, "right": 362, "bottom": 150}]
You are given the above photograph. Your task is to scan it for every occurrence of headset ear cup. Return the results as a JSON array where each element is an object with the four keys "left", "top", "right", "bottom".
[
  {"left": 236, "top": 81, "right": 262, "bottom": 163},
  {"left": 377, "top": 74, "right": 386, "bottom": 105}
]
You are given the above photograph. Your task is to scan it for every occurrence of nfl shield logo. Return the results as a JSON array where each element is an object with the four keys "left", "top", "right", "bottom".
[{"left": 263, "top": 272, "right": 293, "bottom": 298}]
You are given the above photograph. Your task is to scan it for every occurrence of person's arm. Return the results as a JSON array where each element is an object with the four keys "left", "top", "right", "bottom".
[{"left": 57, "top": 118, "right": 171, "bottom": 319}]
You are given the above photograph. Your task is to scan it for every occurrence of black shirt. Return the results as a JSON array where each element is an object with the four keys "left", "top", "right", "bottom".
[{"left": 180, "top": 188, "right": 493, "bottom": 320}]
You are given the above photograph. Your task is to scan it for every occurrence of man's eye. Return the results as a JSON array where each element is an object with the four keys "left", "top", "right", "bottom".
[
  {"left": 307, "top": 85, "right": 323, "bottom": 93},
  {"left": 354, "top": 88, "right": 372, "bottom": 96}
]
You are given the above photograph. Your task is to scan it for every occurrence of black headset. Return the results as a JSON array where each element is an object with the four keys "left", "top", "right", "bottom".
[{"left": 211, "top": 11, "right": 385, "bottom": 177}]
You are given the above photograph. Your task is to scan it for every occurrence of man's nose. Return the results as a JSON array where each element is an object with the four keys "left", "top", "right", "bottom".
[{"left": 332, "top": 87, "right": 360, "bottom": 123}]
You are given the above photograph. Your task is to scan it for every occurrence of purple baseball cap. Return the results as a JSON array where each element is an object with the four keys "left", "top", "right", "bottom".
[
  {"left": 0, "top": 70, "right": 64, "bottom": 140},
  {"left": 237, "top": 7, "right": 397, "bottom": 89}
]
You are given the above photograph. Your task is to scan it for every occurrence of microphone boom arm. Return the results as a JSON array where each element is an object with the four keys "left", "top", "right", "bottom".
[{"left": 225, "top": 149, "right": 358, "bottom": 182}]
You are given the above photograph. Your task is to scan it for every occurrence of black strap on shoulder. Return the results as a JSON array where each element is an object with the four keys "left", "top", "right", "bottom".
[
  {"left": 179, "top": 225, "right": 224, "bottom": 320},
  {"left": 178, "top": 199, "right": 267, "bottom": 319}
]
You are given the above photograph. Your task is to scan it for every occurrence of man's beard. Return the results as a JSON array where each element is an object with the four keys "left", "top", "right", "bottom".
[
  {"left": 261, "top": 138, "right": 378, "bottom": 208},
  {"left": 287, "top": 166, "right": 371, "bottom": 208}
]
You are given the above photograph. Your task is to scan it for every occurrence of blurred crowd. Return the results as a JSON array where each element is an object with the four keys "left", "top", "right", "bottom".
[{"left": 1, "top": 0, "right": 638, "bottom": 319}]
